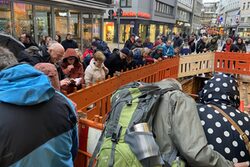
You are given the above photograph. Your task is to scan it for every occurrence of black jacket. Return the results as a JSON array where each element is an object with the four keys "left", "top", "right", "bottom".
[
  {"left": 105, "top": 52, "right": 127, "bottom": 77},
  {"left": 124, "top": 39, "right": 135, "bottom": 50},
  {"left": 173, "top": 37, "right": 183, "bottom": 48},
  {"left": 196, "top": 40, "right": 207, "bottom": 53},
  {"left": 61, "top": 39, "right": 78, "bottom": 51}
]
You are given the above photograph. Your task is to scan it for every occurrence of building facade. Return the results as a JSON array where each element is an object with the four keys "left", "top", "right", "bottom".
[
  {"left": 0, "top": 0, "right": 112, "bottom": 49},
  {"left": 201, "top": 1, "right": 219, "bottom": 27},
  {"left": 192, "top": 0, "right": 203, "bottom": 34},
  {"left": 175, "top": 0, "right": 194, "bottom": 34},
  {"left": 218, "top": 0, "right": 240, "bottom": 36},
  {"left": 103, "top": 0, "right": 177, "bottom": 43},
  {"left": 238, "top": 0, "right": 250, "bottom": 39}
]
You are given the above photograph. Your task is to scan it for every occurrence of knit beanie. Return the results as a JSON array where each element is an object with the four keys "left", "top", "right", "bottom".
[
  {"left": 34, "top": 63, "right": 60, "bottom": 91},
  {"left": 121, "top": 47, "right": 130, "bottom": 56}
]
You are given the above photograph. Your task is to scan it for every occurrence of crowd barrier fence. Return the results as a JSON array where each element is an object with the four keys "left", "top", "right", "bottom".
[{"left": 70, "top": 52, "right": 250, "bottom": 167}]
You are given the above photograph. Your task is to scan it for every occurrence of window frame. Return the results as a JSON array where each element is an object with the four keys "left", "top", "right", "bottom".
[{"left": 120, "top": 0, "right": 132, "bottom": 7}]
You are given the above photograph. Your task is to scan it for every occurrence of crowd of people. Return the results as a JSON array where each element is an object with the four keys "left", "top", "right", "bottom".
[
  {"left": 0, "top": 31, "right": 249, "bottom": 167},
  {"left": 14, "top": 31, "right": 250, "bottom": 94}
]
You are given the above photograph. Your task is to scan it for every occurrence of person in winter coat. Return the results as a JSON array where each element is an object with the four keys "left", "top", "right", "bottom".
[
  {"left": 234, "top": 38, "right": 247, "bottom": 53},
  {"left": 188, "top": 35, "right": 196, "bottom": 53},
  {"left": 131, "top": 37, "right": 143, "bottom": 50},
  {"left": 61, "top": 33, "right": 78, "bottom": 51},
  {"left": 180, "top": 39, "right": 191, "bottom": 55},
  {"left": 82, "top": 41, "right": 98, "bottom": 68},
  {"left": 0, "top": 47, "right": 78, "bottom": 167},
  {"left": 143, "top": 37, "right": 153, "bottom": 49},
  {"left": 222, "top": 38, "right": 235, "bottom": 52},
  {"left": 150, "top": 46, "right": 164, "bottom": 61},
  {"left": 173, "top": 33, "right": 183, "bottom": 49},
  {"left": 84, "top": 51, "right": 109, "bottom": 86},
  {"left": 105, "top": 47, "right": 130, "bottom": 77},
  {"left": 206, "top": 37, "right": 218, "bottom": 52},
  {"left": 153, "top": 78, "right": 248, "bottom": 167},
  {"left": 197, "top": 74, "right": 250, "bottom": 164},
  {"left": 196, "top": 36, "right": 208, "bottom": 53},
  {"left": 61, "top": 48, "right": 84, "bottom": 80},
  {"left": 132, "top": 47, "right": 153, "bottom": 66},
  {"left": 164, "top": 40, "right": 175, "bottom": 57},
  {"left": 124, "top": 34, "right": 136, "bottom": 50}
]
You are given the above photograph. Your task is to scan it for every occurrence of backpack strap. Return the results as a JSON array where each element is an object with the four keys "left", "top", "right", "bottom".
[
  {"left": 108, "top": 124, "right": 122, "bottom": 167},
  {"left": 147, "top": 87, "right": 177, "bottom": 127},
  {"left": 210, "top": 104, "right": 250, "bottom": 155}
]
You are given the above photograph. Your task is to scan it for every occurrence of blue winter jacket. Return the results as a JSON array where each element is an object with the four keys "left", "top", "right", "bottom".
[
  {"left": 163, "top": 45, "right": 175, "bottom": 57},
  {"left": 0, "top": 64, "right": 78, "bottom": 167}
]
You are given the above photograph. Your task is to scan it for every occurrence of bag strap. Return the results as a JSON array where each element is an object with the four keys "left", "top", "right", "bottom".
[
  {"left": 210, "top": 104, "right": 250, "bottom": 155},
  {"left": 147, "top": 87, "right": 176, "bottom": 127}
]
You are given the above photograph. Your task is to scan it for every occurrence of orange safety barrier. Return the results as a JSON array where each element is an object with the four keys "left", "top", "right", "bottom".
[
  {"left": 70, "top": 57, "right": 179, "bottom": 167},
  {"left": 68, "top": 57, "right": 179, "bottom": 120},
  {"left": 71, "top": 52, "right": 250, "bottom": 167},
  {"left": 214, "top": 52, "right": 250, "bottom": 75}
]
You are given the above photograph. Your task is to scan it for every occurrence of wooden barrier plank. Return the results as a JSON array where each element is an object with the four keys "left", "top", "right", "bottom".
[{"left": 178, "top": 52, "right": 214, "bottom": 78}]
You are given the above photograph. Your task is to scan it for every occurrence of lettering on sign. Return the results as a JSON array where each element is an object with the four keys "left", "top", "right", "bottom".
[{"left": 113, "top": 11, "right": 151, "bottom": 19}]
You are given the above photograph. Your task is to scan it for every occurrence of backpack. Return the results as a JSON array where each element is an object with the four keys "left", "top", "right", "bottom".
[{"left": 89, "top": 82, "right": 176, "bottom": 167}]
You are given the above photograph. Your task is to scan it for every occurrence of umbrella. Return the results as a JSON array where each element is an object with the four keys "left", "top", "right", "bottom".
[{"left": 0, "top": 33, "right": 25, "bottom": 58}]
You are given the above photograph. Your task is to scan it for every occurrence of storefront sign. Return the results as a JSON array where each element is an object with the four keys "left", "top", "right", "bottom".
[
  {"left": 114, "top": 11, "right": 151, "bottom": 19},
  {"left": 0, "top": 0, "right": 10, "bottom": 8},
  {"left": 137, "top": 12, "right": 151, "bottom": 19}
]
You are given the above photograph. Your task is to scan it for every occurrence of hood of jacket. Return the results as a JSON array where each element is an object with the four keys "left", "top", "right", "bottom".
[
  {"left": 0, "top": 64, "right": 55, "bottom": 105},
  {"left": 198, "top": 73, "right": 240, "bottom": 108}
]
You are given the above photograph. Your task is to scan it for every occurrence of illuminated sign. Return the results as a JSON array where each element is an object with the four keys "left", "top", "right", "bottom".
[
  {"left": 0, "top": 0, "right": 9, "bottom": 4},
  {"left": 113, "top": 11, "right": 151, "bottom": 19}
]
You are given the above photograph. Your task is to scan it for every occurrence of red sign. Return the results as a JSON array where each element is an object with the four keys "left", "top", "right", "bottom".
[
  {"left": 113, "top": 11, "right": 151, "bottom": 19},
  {"left": 137, "top": 12, "right": 151, "bottom": 19}
]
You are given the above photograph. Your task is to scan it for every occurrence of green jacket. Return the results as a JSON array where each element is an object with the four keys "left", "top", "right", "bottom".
[{"left": 153, "top": 79, "right": 234, "bottom": 167}]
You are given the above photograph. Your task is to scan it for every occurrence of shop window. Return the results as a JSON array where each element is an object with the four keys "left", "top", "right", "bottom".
[
  {"left": 55, "top": 8, "right": 68, "bottom": 39},
  {"left": 35, "top": 6, "right": 51, "bottom": 45},
  {"left": 149, "top": 24, "right": 156, "bottom": 43},
  {"left": 119, "top": 24, "right": 130, "bottom": 43},
  {"left": 69, "top": 10, "right": 80, "bottom": 42},
  {"left": 120, "top": 0, "right": 132, "bottom": 7},
  {"left": 139, "top": 24, "right": 147, "bottom": 41},
  {"left": 159, "top": 25, "right": 164, "bottom": 35},
  {"left": 93, "top": 14, "right": 101, "bottom": 39},
  {"left": 14, "top": 3, "right": 33, "bottom": 38},
  {"left": 104, "top": 22, "right": 114, "bottom": 42},
  {"left": 0, "top": 1, "right": 11, "bottom": 34},
  {"left": 82, "top": 14, "right": 92, "bottom": 48}
]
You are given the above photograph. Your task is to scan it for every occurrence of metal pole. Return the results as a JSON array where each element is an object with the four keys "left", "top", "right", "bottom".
[
  {"left": 117, "top": 0, "right": 121, "bottom": 49},
  {"left": 118, "top": 15, "right": 120, "bottom": 49}
]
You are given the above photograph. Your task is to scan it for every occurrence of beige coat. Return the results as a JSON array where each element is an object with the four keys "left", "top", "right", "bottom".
[
  {"left": 84, "top": 59, "right": 108, "bottom": 86},
  {"left": 153, "top": 79, "right": 234, "bottom": 167}
]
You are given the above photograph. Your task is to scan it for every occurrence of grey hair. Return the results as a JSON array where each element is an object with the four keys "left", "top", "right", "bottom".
[{"left": 0, "top": 47, "right": 18, "bottom": 71}]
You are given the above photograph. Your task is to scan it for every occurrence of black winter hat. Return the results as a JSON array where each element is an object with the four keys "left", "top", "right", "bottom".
[{"left": 121, "top": 47, "right": 130, "bottom": 56}]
